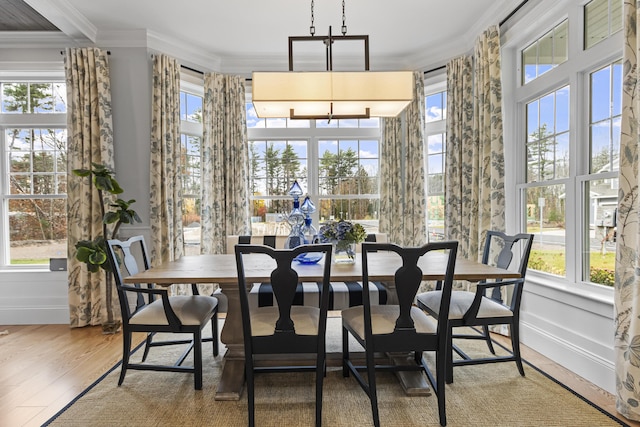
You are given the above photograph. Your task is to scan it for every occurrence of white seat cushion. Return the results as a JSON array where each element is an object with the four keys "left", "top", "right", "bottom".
[
  {"left": 250, "top": 305, "right": 321, "bottom": 336},
  {"left": 341, "top": 305, "right": 437, "bottom": 339},
  {"left": 130, "top": 295, "right": 218, "bottom": 326},
  {"left": 416, "top": 290, "right": 513, "bottom": 319}
]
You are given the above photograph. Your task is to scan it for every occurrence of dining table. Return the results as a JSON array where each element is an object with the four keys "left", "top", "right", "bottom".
[{"left": 123, "top": 251, "right": 521, "bottom": 401}]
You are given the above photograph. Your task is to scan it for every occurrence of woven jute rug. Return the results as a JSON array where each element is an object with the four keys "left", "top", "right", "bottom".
[{"left": 45, "top": 318, "right": 627, "bottom": 426}]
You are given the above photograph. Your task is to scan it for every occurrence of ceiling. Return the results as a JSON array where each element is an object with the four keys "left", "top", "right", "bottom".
[{"left": 3, "top": 0, "right": 525, "bottom": 73}]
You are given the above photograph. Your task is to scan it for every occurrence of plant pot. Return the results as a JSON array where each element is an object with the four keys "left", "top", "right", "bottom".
[{"left": 333, "top": 242, "right": 356, "bottom": 264}]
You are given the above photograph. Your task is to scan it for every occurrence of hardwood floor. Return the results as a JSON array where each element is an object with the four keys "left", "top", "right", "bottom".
[{"left": 0, "top": 322, "right": 636, "bottom": 427}]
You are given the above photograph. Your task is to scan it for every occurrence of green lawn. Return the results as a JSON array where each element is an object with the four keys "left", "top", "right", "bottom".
[{"left": 528, "top": 249, "right": 615, "bottom": 286}]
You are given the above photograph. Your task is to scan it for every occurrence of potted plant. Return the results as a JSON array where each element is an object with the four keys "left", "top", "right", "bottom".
[
  {"left": 73, "top": 162, "right": 142, "bottom": 334},
  {"left": 318, "top": 219, "right": 367, "bottom": 264}
]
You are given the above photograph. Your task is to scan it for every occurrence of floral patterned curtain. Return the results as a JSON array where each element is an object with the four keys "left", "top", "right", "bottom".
[
  {"left": 445, "top": 25, "right": 505, "bottom": 262},
  {"left": 65, "top": 48, "right": 116, "bottom": 327},
  {"left": 379, "top": 71, "right": 426, "bottom": 246},
  {"left": 150, "top": 55, "right": 183, "bottom": 265},
  {"left": 615, "top": 1, "right": 640, "bottom": 420},
  {"left": 201, "top": 73, "right": 250, "bottom": 254}
]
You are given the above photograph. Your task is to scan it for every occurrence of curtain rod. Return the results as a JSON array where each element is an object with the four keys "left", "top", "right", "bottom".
[
  {"left": 423, "top": 0, "right": 530, "bottom": 75},
  {"left": 181, "top": 65, "right": 204, "bottom": 75}
]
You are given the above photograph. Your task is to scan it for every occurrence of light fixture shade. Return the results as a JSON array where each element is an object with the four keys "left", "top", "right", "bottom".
[{"left": 252, "top": 71, "right": 413, "bottom": 119}]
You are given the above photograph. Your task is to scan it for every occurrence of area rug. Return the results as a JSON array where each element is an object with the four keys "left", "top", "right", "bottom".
[{"left": 44, "top": 319, "right": 627, "bottom": 426}]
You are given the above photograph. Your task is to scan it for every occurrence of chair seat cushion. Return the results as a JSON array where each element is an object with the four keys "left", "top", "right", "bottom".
[
  {"left": 416, "top": 290, "right": 513, "bottom": 319},
  {"left": 130, "top": 295, "right": 218, "bottom": 326},
  {"left": 250, "top": 305, "right": 320, "bottom": 337},
  {"left": 342, "top": 305, "right": 437, "bottom": 338}
]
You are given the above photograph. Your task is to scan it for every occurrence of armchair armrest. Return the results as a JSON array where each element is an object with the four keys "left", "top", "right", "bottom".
[
  {"left": 463, "top": 278, "right": 524, "bottom": 321},
  {"left": 120, "top": 284, "right": 182, "bottom": 327}
]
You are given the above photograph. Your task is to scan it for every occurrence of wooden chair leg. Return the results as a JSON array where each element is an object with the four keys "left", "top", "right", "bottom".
[
  {"left": 482, "top": 325, "right": 496, "bottom": 354},
  {"left": 246, "top": 358, "right": 255, "bottom": 427},
  {"left": 435, "top": 350, "right": 447, "bottom": 426},
  {"left": 315, "top": 352, "right": 325, "bottom": 427},
  {"left": 365, "top": 347, "right": 380, "bottom": 427},
  {"left": 511, "top": 321, "right": 525, "bottom": 376},
  {"left": 141, "top": 332, "right": 154, "bottom": 362},
  {"left": 194, "top": 330, "right": 203, "bottom": 390},
  {"left": 446, "top": 327, "right": 454, "bottom": 384},
  {"left": 118, "top": 331, "right": 132, "bottom": 386}
]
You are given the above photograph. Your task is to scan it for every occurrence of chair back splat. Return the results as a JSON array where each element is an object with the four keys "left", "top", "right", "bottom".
[
  {"left": 235, "top": 243, "right": 333, "bottom": 427},
  {"left": 342, "top": 241, "right": 458, "bottom": 427},
  {"left": 106, "top": 235, "right": 219, "bottom": 390}
]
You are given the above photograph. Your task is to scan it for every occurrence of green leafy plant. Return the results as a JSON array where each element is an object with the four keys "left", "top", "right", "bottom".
[
  {"left": 73, "top": 163, "right": 142, "bottom": 331},
  {"left": 318, "top": 219, "right": 367, "bottom": 251}
]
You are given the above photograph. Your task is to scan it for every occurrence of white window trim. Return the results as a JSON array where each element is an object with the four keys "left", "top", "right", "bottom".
[{"left": 503, "top": 0, "right": 622, "bottom": 299}]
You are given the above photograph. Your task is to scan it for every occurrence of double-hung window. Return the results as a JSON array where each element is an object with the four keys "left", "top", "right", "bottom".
[
  {"left": 513, "top": 0, "right": 622, "bottom": 288},
  {"left": 0, "top": 80, "right": 67, "bottom": 266},
  {"left": 179, "top": 73, "right": 204, "bottom": 255},
  {"left": 246, "top": 100, "right": 381, "bottom": 235},
  {"left": 424, "top": 77, "right": 447, "bottom": 241}
]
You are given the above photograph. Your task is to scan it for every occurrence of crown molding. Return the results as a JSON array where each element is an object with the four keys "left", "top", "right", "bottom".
[
  {"left": 0, "top": 31, "right": 75, "bottom": 48},
  {"left": 24, "top": 0, "right": 96, "bottom": 43},
  {"left": 146, "top": 30, "right": 222, "bottom": 73}
]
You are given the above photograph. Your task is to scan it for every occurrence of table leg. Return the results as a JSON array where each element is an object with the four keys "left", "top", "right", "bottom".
[{"left": 215, "top": 283, "right": 245, "bottom": 401}]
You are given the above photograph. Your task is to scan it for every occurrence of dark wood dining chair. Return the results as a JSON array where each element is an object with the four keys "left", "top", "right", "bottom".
[
  {"left": 341, "top": 241, "right": 458, "bottom": 427},
  {"left": 105, "top": 235, "right": 219, "bottom": 390},
  {"left": 416, "top": 230, "right": 534, "bottom": 383},
  {"left": 234, "top": 243, "right": 333, "bottom": 427}
]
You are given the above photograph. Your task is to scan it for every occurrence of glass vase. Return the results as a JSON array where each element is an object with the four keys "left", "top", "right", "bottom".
[{"left": 333, "top": 241, "right": 356, "bottom": 264}]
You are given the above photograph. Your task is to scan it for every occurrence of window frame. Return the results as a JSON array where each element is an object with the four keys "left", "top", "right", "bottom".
[
  {"left": 0, "top": 77, "right": 67, "bottom": 269},
  {"left": 507, "top": 2, "right": 623, "bottom": 297}
]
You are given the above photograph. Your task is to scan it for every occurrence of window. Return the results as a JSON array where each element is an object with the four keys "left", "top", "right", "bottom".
[
  {"left": 585, "top": 0, "right": 623, "bottom": 49},
  {"left": 179, "top": 80, "right": 203, "bottom": 256},
  {"left": 0, "top": 81, "right": 67, "bottom": 266},
  {"left": 512, "top": 4, "right": 622, "bottom": 289},
  {"left": 425, "top": 85, "right": 447, "bottom": 241},
  {"left": 584, "top": 60, "right": 621, "bottom": 286},
  {"left": 522, "top": 20, "right": 569, "bottom": 84},
  {"left": 247, "top": 102, "right": 381, "bottom": 236}
]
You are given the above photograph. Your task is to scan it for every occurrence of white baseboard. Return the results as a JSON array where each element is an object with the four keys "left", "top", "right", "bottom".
[
  {"left": 521, "top": 320, "right": 615, "bottom": 394},
  {"left": 0, "top": 306, "right": 70, "bottom": 325}
]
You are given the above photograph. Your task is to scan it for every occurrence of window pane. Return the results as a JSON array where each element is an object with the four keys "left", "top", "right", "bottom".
[
  {"left": 585, "top": 178, "right": 617, "bottom": 286},
  {"left": 426, "top": 93, "right": 444, "bottom": 122},
  {"left": 538, "top": 31, "right": 554, "bottom": 77},
  {"left": 522, "top": 43, "right": 537, "bottom": 84},
  {"left": 591, "top": 66, "right": 611, "bottom": 123},
  {"left": 585, "top": 0, "right": 609, "bottom": 49},
  {"left": 526, "top": 185, "right": 566, "bottom": 277},
  {"left": 553, "top": 20, "right": 569, "bottom": 65},
  {"left": 184, "top": 93, "right": 202, "bottom": 123},
  {"left": 590, "top": 61, "right": 621, "bottom": 173},
  {"left": 7, "top": 128, "right": 67, "bottom": 195},
  {"left": 526, "top": 87, "right": 570, "bottom": 183},
  {"left": 427, "top": 195, "right": 445, "bottom": 241},
  {"left": 521, "top": 20, "right": 568, "bottom": 84},
  {"left": 2, "top": 83, "right": 28, "bottom": 113},
  {"left": 9, "top": 198, "right": 67, "bottom": 264}
]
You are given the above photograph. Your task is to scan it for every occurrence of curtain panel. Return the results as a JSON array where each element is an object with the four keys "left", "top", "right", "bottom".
[
  {"left": 150, "top": 55, "right": 184, "bottom": 266},
  {"left": 201, "top": 73, "right": 250, "bottom": 255},
  {"left": 615, "top": 1, "right": 640, "bottom": 421},
  {"left": 379, "top": 71, "right": 427, "bottom": 246},
  {"left": 445, "top": 25, "right": 505, "bottom": 262},
  {"left": 65, "top": 47, "right": 116, "bottom": 327}
]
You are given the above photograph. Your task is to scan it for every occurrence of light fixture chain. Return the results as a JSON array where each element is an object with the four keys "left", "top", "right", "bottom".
[
  {"left": 341, "top": 0, "right": 347, "bottom": 35},
  {"left": 310, "top": 0, "right": 315, "bottom": 36}
]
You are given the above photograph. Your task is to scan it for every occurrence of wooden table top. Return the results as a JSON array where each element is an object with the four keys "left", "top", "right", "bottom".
[{"left": 123, "top": 251, "right": 520, "bottom": 284}]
